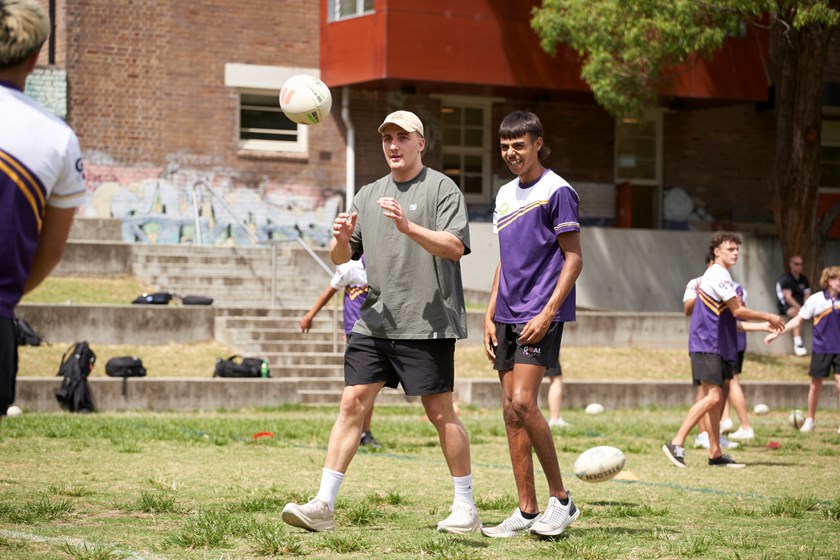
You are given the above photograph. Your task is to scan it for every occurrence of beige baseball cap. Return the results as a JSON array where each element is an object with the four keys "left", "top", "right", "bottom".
[{"left": 378, "top": 110, "right": 424, "bottom": 137}]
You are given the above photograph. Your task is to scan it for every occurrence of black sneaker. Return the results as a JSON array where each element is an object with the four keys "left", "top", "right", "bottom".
[
  {"left": 360, "top": 432, "right": 382, "bottom": 448},
  {"left": 708, "top": 454, "right": 746, "bottom": 468},
  {"left": 662, "top": 442, "right": 686, "bottom": 468}
]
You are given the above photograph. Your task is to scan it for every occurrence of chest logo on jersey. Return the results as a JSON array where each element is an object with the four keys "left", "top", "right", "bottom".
[
  {"left": 522, "top": 346, "right": 541, "bottom": 357},
  {"left": 499, "top": 202, "right": 510, "bottom": 216},
  {"left": 409, "top": 203, "right": 417, "bottom": 211}
]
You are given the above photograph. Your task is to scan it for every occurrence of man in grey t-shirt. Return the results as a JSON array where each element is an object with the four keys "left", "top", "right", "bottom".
[{"left": 282, "top": 110, "right": 480, "bottom": 534}]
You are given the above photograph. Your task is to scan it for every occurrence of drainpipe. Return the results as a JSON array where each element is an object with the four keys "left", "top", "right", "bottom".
[{"left": 341, "top": 86, "right": 355, "bottom": 211}]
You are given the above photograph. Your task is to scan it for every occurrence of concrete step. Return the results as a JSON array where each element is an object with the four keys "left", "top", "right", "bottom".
[
  {"left": 237, "top": 340, "right": 339, "bottom": 353},
  {"left": 230, "top": 329, "right": 344, "bottom": 343},
  {"left": 298, "top": 387, "right": 415, "bottom": 405},
  {"left": 132, "top": 244, "right": 274, "bottom": 258},
  {"left": 263, "top": 352, "right": 344, "bottom": 366},
  {"left": 269, "top": 364, "right": 343, "bottom": 377}
]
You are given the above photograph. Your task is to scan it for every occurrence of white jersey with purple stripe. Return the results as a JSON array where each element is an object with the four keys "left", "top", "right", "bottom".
[
  {"left": 689, "top": 264, "right": 739, "bottom": 361},
  {"left": 329, "top": 259, "right": 368, "bottom": 336},
  {"left": 0, "top": 83, "right": 86, "bottom": 319},
  {"left": 798, "top": 291, "right": 840, "bottom": 354},
  {"left": 734, "top": 282, "right": 747, "bottom": 352},
  {"left": 492, "top": 169, "right": 580, "bottom": 323}
]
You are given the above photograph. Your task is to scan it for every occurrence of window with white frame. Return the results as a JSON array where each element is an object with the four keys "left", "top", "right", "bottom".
[
  {"left": 614, "top": 112, "right": 663, "bottom": 185},
  {"left": 438, "top": 98, "right": 493, "bottom": 202},
  {"left": 238, "top": 91, "right": 308, "bottom": 153},
  {"left": 820, "top": 119, "right": 840, "bottom": 189},
  {"left": 329, "top": 0, "right": 374, "bottom": 21}
]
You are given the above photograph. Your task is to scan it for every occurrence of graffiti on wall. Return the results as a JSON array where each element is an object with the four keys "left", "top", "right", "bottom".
[{"left": 81, "top": 164, "right": 342, "bottom": 246}]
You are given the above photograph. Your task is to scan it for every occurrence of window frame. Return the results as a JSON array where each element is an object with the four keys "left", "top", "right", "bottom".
[
  {"left": 327, "top": 0, "right": 374, "bottom": 22},
  {"left": 614, "top": 110, "right": 663, "bottom": 187},
  {"left": 433, "top": 95, "right": 499, "bottom": 204},
  {"left": 237, "top": 88, "right": 308, "bottom": 154}
]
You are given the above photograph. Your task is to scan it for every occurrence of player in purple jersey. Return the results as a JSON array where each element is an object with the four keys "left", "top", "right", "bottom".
[
  {"left": 482, "top": 111, "right": 582, "bottom": 538},
  {"left": 1, "top": 0, "right": 86, "bottom": 422},
  {"left": 300, "top": 259, "right": 379, "bottom": 447},
  {"left": 663, "top": 233, "right": 783, "bottom": 469},
  {"left": 765, "top": 266, "right": 840, "bottom": 434}
]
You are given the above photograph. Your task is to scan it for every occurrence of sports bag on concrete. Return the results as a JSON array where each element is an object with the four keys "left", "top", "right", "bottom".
[
  {"left": 105, "top": 356, "right": 146, "bottom": 378},
  {"left": 182, "top": 295, "right": 213, "bottom": 305},
  {"left": 214, "top": 355, "right": 269, "bottom": 378},
  {"left": 14, "top": 317, "right": 42, "bottom": 346},
  {"left": 131, "top": 292, "right": 173, "bottom": 305},
  {"left": 55, "top": 341, "right": 96, "bottom": 413}
]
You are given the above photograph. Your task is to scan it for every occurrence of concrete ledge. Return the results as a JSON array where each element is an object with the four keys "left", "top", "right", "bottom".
[
  {"left": 14, "top": 377, "right": 836, "bottom": 412},
  {"left": 15, "top": 304, "right": 216, "bottom": 345},
  {"left": 54, "top": 241, "right": 133, "bottom": 277}
]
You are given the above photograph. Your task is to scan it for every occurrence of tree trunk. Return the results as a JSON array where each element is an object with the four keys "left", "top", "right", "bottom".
[{"left": 770, "top": 5, "right": 838, "bottom": 285}]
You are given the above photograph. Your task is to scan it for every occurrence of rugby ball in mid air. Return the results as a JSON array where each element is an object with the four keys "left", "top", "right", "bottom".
[
  {"left": 278, "top": 74, "right": 332, "bottom": 125},
  {"left": 573, "top": 446, "right": 626, "bottom": 483},
  {"left": 584, "top": 402, "right": 604, "bottom": 415}
]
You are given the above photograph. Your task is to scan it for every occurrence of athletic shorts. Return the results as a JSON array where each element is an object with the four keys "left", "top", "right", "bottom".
[
  {"left": 809, "top": 353, "right": 840, "bottom": 378},
  {"left": 344, "top": 334, "right": 455, "bottom": 396},
  {"left": 733, "top": 350, "right": 745, "bottom": 375},
  {"left": 690, "top": 352, "right": 735, "bottom": 387},
  {"left": 493, "top": 321, "right": 563, "bottom": 373},
  {"left": 0, "top": 317, "right": 18, "bottom": 416}
]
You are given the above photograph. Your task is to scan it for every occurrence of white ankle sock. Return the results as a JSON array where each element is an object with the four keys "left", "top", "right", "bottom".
[
  {"left": 452, "top": 473, "right": 475, "bottom": 508},
  {"left": 315, "top": 468, "right": 344, "bottom": 510},
  {"left": 794, "top": 336, "right": 803, "bottom": 346}
]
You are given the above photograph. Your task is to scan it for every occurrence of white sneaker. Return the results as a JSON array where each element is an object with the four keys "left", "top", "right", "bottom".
[
  {"left": 281, "top": 498, "right": 335, "bottom": 532},
  {"left": 693, "top": 431, "right": 710, "bottom": 449},
  {"left": 549, "top": 418, "right": 571, "bottom": 428},
  {"left": 720, "top": 436, "right": 739, "bottom": 449},
  {"left": 794, "top": 345, "right": 808, "bottom": 357},
  {"left": 728, "top": 427, "right": 755, "bottom": 440},
  {"left": 800, "top": 418, "right": 815, "bottom": 432},
  {"left": 437, "top": 501, "right": 482, "bottom": 534},
  {"left": 530, "top": 495, "right": 579, "bottom": 537},
  {"left": 480, "top": 507, "right": 536, "bottom": 538},
  {"left": 720, "top": 418, "right": 734, "bottom": 433}
]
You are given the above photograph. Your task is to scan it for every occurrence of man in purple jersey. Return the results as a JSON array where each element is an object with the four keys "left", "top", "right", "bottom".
[
  {"left": 482, "top": 110, "right": 582, "bottom": 538},
  {"left": 662, "top": 233, "right": 783, "bottom": 468},
  {"left": 765, "top": 266, "right": 840, "bottom": 434},
  {"left": 1, "top": 0, "right": 86, "bottom": 422},
  {"left": 300, "top": 258, "right": 380, "bottom": 448}
]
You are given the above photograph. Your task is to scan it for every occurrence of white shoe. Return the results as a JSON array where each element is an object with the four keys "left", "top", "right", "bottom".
[
  {"left": 720, "top": 418, "right": 734, "bottom": 433},
  {"left": 693, "top": 431, "right": 710, "bottom": 449},
  {"left": 794, "top": 345, "right": 808, "bottom": 357},
  {"left": 530, "top": 495, "right": 580, "bottom": 537},
  {"left": 281, "top": 498, "right": 335, "bottom": 532},
  {"left": 549, "top": 417, "right": 570, "bottom": 428},
  {"left": 720, "top": 435, "right": 739, "bottom": 449},
  {"left": 728, "top": 427, "right": 755, "bottom": 440},
  {"left": 480, "top": 507, "right": 536, "bottom": 538},
  {"left": 437, "top": 501, "right": 481, "bottom": 534},
  {"left": 800, "top": 418, "right": 815, "bottom": 432}
]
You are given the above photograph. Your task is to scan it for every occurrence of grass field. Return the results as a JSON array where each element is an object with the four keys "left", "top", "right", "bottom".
[{"left": 1, "top": 406, "right": 839, "bottom": 560}]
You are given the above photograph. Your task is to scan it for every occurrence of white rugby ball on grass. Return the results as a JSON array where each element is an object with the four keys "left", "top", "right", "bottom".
[
  {"left": 574, "top": 446, "right": 626, "bottom": 483},
  {"left": 6, "top": 405, "right": 22, "bottom": 417},
  {"left": 753, "top": 403, "right": 770, "bottom": 415},
  {"left": 584, "top": 402, "right": 604, "bottom": 415}
]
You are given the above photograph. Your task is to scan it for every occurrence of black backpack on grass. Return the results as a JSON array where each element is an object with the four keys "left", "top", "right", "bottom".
[
  {"left": 14, "top": 317, "right": 42, "bottom": 346},
  {"left": 55, "top": 341, "right": 96, "bottom": 413}
]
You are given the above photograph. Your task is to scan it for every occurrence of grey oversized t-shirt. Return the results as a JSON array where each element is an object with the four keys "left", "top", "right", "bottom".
[{"left": 349, "top": 167, "right": 471, "bottom": 339}]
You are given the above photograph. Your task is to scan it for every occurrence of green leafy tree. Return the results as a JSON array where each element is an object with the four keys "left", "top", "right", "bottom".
[{"left": 532, "top": 1, "right": 840, "bottom": 280}]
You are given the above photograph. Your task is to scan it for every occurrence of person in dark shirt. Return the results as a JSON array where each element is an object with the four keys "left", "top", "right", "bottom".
[{"left": 775, "top": 255, "right": 811, "bottom": 356}]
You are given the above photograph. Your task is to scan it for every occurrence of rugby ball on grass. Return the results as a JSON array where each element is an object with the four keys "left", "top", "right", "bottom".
[
  {"left": 573, "top": 446, "right": 625, "bottom": 483},
  {"left": 584, "top": 402, "right": 604, "bottom": 415},
  {"left": 788, "top": 409, "right": 805, "bottom": 429},
  {"left": 753, "top": 403, "right": 770, "bottom": 415}
]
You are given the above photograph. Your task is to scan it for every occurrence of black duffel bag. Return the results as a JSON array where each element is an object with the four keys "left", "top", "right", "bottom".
[
  {"left": 214, "top": 355, "right": 269, "bottom": 378},
  {"left": 105, "top": 356, "right": 147, "bottom": 378}
]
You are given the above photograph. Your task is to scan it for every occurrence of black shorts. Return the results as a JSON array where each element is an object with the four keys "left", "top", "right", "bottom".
[
  {"left": 690, "top": 352, "right": 735, "bottom": 387},
  {"left": 733, "top": 350, "right": 745, "bottom": 375},
  {"left": 0, "top": 317, "right": 18, "bottom": 415},
  {"left": 344, "top": 334, "right": 455, "bottom": 396},
  {"left": 493, "top": 322, "right": 563, "bottom": 373},
  {"left": 809, "top": 353, "right": 840, "bottom": 378}
]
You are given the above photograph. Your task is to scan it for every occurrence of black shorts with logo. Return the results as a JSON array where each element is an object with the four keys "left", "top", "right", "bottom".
[
  {"left": 344, "top": 334, "right": 455, "bottom": 396},
  {"left": 492, "top": 321, "right": 563, "bottom": 373},
  {"left": 690, "top": 352, "right": 735, "bottom": 387},
  {"left": 809, "top": 353, "right": 840, "bottom": 378}
]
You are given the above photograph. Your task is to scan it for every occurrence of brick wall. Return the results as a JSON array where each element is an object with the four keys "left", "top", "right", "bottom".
[{"left": 25, "top": 67, "right": 67, "bottom": 118}]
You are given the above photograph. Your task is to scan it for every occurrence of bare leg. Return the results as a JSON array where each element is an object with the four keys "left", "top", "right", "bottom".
[
  {"left": 547, "top": 376, "right": 563, "bottom": 423},
  {"left": 806, "top": 377, "right": 823, "bottom": 421},
  {"left": 362, "top": 404, "right": 374, "bottom": 433},
  {"left": 672, "top": 382, "right": 723, "bottom": 456},
  {"left": 324, "top": 383, "right": 384, "bottom": 473},
  {"left": 422, "top": 392, "right": 472, "bottom": 477},
  {"left": 728, "top": 376, "right": 751, "bottom": 429}
]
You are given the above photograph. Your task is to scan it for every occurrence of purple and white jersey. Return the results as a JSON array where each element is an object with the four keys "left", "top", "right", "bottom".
[
  {"left": 683, "top": 276, "right": 702, "bottom": 303},
  {"left": 798, "top": 291, "right": 840, "bottom": 354},
  {"left": 734, "top": 282, "right": 747, "bottom": 352},
  {"left": 0, "top": 82, "right": 86, "bottom": 319},
  {"left": 330, "top": 259, "right": 368, "bottom": 336},
  {"left": 689, "top": 263, "right": 739, "bottom": 361},
  {"left": 492, "top": 169, "right": 580, "bottom": 323}
]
